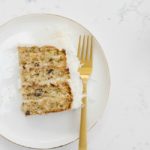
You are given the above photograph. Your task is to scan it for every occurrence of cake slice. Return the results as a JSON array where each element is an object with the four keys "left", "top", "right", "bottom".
[{"left": 18, "top": 46, "right": 73, "bottom": 115}]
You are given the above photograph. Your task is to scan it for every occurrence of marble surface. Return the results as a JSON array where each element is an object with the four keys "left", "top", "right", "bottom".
[{"left": 0, "top": 0, "right": 150, "bottom": 150}]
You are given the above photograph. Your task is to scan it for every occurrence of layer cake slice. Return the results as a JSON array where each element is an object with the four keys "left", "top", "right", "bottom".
[{"left": 18, "top": 46, "right": 73, "bottom": 115}]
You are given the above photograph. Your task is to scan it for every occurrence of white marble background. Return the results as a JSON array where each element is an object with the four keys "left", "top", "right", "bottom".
[{"left": 0, "top": 0, "right": 150, "bottom": 150}]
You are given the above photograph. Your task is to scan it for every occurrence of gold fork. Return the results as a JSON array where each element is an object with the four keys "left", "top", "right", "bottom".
[{"left": 78, "top": 35, "right": 93, "bottom": 150}]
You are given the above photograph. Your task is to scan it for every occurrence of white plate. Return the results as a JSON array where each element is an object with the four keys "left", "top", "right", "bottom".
[{"left": 0, "top": 14, "right": 110, "bottom": 149}]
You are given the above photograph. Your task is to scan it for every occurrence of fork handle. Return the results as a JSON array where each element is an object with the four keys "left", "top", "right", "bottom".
[{"left": 79, "top": 78, "right": 88, "bottom": 150}]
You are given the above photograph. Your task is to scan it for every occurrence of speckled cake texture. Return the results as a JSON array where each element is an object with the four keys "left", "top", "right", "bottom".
[{"left": 18, "top": 46, "right": 73, "bottom": 115}]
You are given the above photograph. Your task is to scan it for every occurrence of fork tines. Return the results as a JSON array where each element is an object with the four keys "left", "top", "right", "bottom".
[{"left": 77, "top": 35, "right": 93, "bottom": 65}]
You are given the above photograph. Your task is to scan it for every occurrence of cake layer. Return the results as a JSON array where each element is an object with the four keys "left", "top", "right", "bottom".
[
  {"left": 22, "top": 97, "right": 72, "bottom": 115},
  {"left": 21, "top": 82, "right": 72, "bottom": 101},
  {"left": 21, "top": 67, "right": 70, "bottom": 85},
  {"left": 19, "top": 46, "right": 67, "bottom": 69}
]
